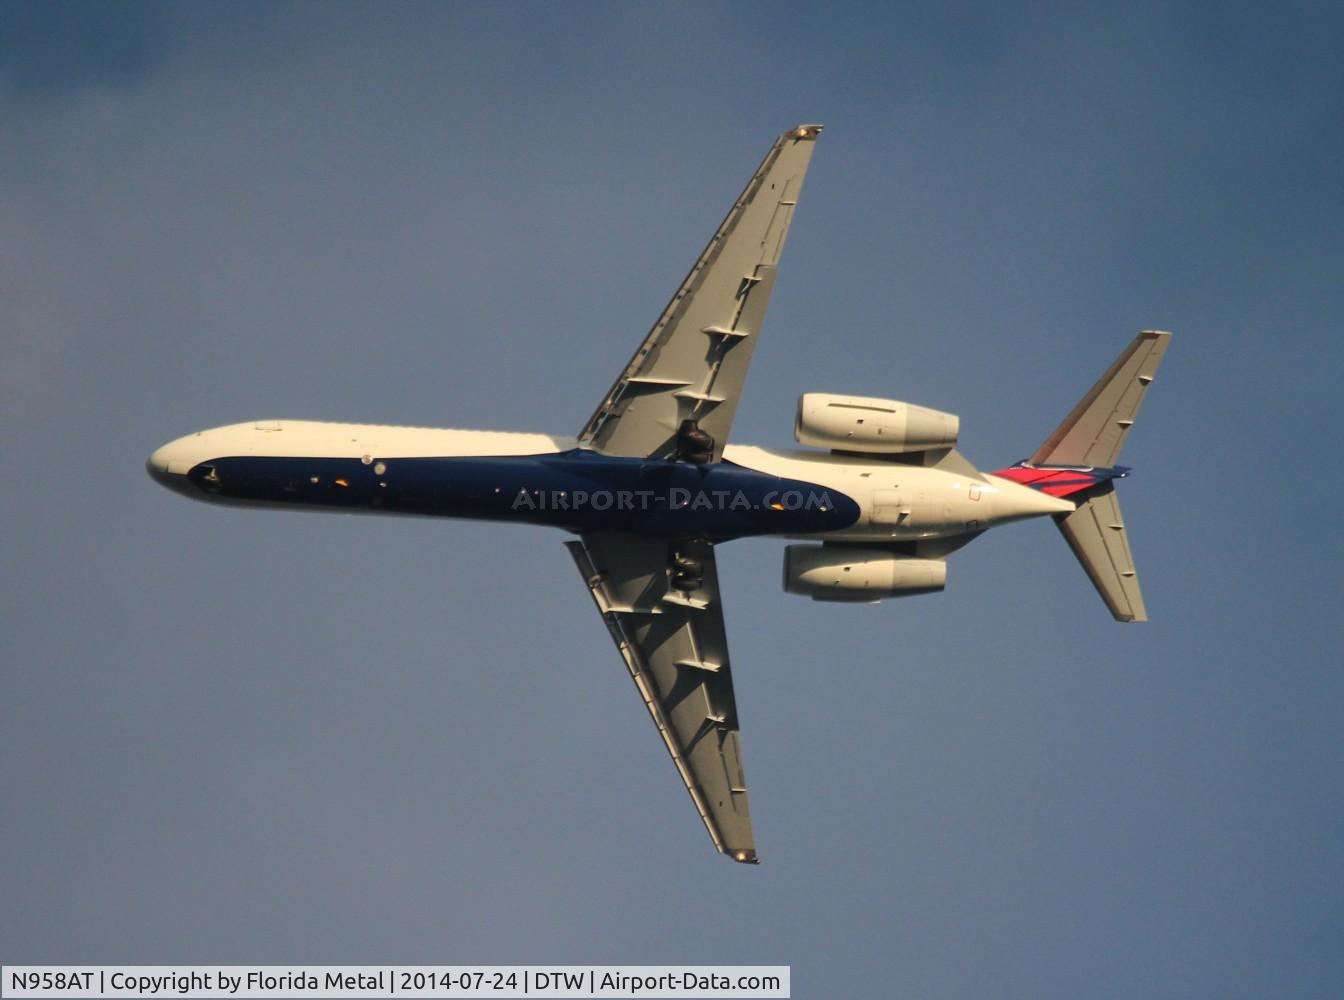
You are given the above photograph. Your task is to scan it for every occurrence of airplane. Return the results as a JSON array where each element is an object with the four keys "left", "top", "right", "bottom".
[{"left": 147, "top": 124, "right": 1170, "bottom": 864}]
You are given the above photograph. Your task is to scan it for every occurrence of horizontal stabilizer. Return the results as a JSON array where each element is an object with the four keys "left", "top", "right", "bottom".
[
  {"left": 1031, "top": 331, "right": 1170, "bottom": 468},
  {"left": 1055, "top": 483, "right": 1147, "bottom": 622}
]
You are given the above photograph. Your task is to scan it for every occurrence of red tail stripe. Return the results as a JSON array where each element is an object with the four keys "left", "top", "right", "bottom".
[{"left": 991, "top": 466, "right": 1104, "bottom": 498}]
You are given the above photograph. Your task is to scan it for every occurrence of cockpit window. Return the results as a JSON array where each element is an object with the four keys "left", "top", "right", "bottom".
[{"left": 194, "top": 464, "right": 222, "bottom": 492}]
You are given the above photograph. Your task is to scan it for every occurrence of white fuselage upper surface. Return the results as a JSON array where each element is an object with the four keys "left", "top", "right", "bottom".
[{"left": 148, "top": 420, "right": 577, "bottom": 471}]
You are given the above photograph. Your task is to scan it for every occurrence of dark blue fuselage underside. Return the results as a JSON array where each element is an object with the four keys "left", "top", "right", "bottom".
[{"left": 187, "top": 449, "right": 862, "bottom": 541}]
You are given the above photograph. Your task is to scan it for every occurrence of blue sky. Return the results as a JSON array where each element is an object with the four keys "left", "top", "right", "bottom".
[{"left": 3, "top": 3, "right": 1342, "bottom": 996}]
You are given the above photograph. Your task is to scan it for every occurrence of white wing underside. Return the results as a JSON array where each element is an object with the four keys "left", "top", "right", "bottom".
[
  {"left": 578, "top": 125, "right": 823, "bottom": 461},
  {"left": 563, "top": 126, "right": 826, "bottom": 861},
  {"left": 566, "top": 533, "right": 756, "bottom": 862}
]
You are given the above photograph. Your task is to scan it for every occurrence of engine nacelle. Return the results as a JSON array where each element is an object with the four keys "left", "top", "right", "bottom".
[
  {"left": 794, "top": 393, "right": 959, "bottom": 454},
  {"left": 783, "top": 544, "right": 947, "bottom": 602}
]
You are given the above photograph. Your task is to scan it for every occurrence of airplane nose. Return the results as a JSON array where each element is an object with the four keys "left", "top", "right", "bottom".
[
  {"left": 146, "top": 439, "right": 199, "bottom": 497},
  {"left": 146, "top": 445, "right": 171, "bottom": 477}
]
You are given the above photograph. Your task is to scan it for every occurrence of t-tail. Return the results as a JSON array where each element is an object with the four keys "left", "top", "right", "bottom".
[{"left": 994, "top": 331, "right": 1172, "bottom": 622}]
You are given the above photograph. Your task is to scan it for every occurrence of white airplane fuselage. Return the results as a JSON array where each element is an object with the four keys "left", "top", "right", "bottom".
[{"left": 147, "top": 419, "right": 1073, "bottom": 545}]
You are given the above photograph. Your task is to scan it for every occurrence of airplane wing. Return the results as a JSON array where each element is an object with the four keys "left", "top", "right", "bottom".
[
  {"left": 565, "top": 532, "right": 757, "bottom": 863},
  {"left": 578, "top": 124, "right": 823, "bottom": 462}
]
